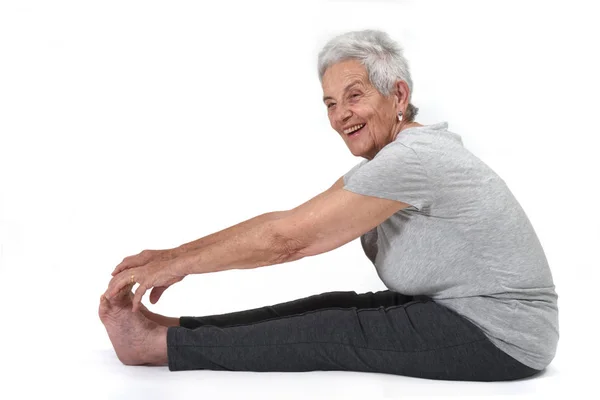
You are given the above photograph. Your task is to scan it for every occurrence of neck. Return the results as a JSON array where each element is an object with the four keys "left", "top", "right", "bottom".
[{"left": 392, "top": 121, "right": 422, "bottom": 141}]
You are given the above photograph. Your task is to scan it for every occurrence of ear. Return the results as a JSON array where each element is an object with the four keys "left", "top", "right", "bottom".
[{"left": 393, "top": 80, "right": 411, "bottom": 112}]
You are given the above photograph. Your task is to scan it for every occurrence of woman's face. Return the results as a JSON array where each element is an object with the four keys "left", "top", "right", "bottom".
[{"left": 322, "top": 59, "right": 402, "bottom": 159}]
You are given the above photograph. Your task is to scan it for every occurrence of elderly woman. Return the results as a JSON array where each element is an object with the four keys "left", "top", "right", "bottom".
[{"left": 100, "top": 29, "right": 558, "bottom": 381}]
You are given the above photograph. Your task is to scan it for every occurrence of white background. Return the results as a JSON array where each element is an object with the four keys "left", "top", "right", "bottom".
[{"left": 1, "top": 0, "right": 598, "bottom": 399}]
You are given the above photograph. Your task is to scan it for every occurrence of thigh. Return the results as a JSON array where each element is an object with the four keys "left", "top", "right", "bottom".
[
  {"left": 168, "top": 298, "right": 537, "bottom": 381},
  {"left": 180, "top": 290, "right": 421, "bottom": 329}
]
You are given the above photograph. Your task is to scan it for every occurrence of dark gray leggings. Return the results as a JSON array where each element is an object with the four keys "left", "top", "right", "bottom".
[{"left": 166, "top": 289, "right": 541, "bottom": 381}]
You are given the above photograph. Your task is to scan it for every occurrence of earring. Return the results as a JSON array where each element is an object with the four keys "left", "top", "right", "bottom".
[{"left": 397, "top": 111, "right": 403, "bottom": 122}]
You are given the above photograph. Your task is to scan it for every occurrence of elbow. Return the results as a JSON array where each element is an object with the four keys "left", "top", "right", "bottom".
[{"left": 266, "top": 220, "right": 310, "bottom": 264}]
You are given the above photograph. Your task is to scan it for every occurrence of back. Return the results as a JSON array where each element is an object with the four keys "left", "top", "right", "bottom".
[{"left": 342, "top": 122, "right": 559, "bottom": 371}]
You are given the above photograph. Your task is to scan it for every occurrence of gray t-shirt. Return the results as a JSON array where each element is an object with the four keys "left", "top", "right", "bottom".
[{"left": 342, "top": 122, "right": 559, "bottom": 371}]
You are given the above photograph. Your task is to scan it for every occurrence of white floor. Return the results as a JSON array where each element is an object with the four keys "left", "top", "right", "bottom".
[{"left": 0, "top": 345, "right": 585, "bottom": 400}]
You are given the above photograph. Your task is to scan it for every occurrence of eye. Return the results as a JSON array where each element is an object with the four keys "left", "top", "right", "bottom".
[
  {"left": 327, "top": 103, "right": 335, "bottom": 109},
  {"left": 351, "top": 93, "right": 360, "bottom": 98}
]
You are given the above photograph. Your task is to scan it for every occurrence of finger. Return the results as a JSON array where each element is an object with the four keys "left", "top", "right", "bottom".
[
  {"left": 112, "top": 260, "right": 133, "bottom": 276},
  {"left": 150, "top": 286, "right": 169, "bottom": 304},
  {"left": 117, "top": 282, "right": 136, "bottom": 299},
  {"left": 104, "top": 271, "right": 136, "bottom": 299},
  {"left": 111, "top": 250, "right": 149, "bottom": 276},
  {"left": 111, "top": 265, "right": 128, "bottom": 276},
  {"left": 132, "top": 283, "right": 149, "bottom": 312},
  {"left": 111, "top": 257, "right": 138, "bottom": 276}
]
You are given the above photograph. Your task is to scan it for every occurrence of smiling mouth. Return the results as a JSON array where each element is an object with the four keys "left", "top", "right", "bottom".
[{"left": 346, "top": 124, "right": 365, "bottom": 137}]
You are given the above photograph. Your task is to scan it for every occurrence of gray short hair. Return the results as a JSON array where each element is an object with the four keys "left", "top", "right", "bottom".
[{"left": 317, "top": 29, "right": 419, "bottom": 122}]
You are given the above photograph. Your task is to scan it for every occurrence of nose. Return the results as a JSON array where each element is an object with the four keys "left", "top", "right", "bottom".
[{"left": 336, "top": 106, "right": 352, "bottom": 127}]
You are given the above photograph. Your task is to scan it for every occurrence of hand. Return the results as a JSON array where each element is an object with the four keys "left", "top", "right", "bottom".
[
  {"left": 104, "top": 249, "right": 189, "bottom": 312},
  {"left": 111, "top": 248, "right": 181, "bottom": 277},
  {"left": 111, "top": 248, "right": 184, "bottom": 303}
]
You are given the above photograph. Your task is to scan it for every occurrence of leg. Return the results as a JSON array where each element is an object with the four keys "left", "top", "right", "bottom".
[
  {"left": 140, "top": 307, "right": 180, "bottom": 327},
  {"left": 134, "top": 290, "right": 414, "bottom": 329},
  {"left": 119, "top": 288, "right": 180, "bottom": 327},
  {"left": 167, "top": 292, "right": 541, "bottom": 381},
  {"left": 180, "top": 289, "right": 420, "bottom": 329}
]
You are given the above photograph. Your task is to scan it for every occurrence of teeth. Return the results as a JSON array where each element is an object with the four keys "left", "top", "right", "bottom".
[{"left": 344, "top": 124, "right": 365, "bottom": 135}]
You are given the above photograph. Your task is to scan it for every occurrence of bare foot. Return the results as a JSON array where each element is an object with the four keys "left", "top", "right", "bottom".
[{"left": 98, "top": 289, "right": 168, "bottom": 366}]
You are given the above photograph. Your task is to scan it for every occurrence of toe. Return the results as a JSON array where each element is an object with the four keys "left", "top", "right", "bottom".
[{"left": 98, "top": 295, "right": 112, "bottom": 321}]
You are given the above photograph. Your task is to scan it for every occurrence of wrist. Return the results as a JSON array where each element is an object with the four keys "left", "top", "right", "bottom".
[
  {"left": 172, "top": 245, "right": 191, "bottom": 257},
  {"left": 174, "top": 249, "right": 197, "bottom": 277}
]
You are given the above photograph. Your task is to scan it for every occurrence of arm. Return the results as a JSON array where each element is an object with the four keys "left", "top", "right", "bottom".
[
  {"left": 173, "top": 211, "right": 288, "bottom": 255},
  {"left": 104, "top": 177, "right": 411, "bottom": 308},
  {"left": 180, "top": 177, "right": 411, "bottom": 276},
  {"left": 179, "top": 211, "right": 293, "bottom": 275},
  {"left": 104, "top": 210, "right": 292, "bottom": 307},
  {"left": 273, "top": 177, "right": 411, "bottom": 260}
]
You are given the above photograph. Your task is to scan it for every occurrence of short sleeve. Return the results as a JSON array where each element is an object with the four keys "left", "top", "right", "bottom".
[
  {"left": 343, "top": 143, "right": 433, "bottom": 212},
  {"left": 343, "top": 159, "right": 369, "bottom": 185}
]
